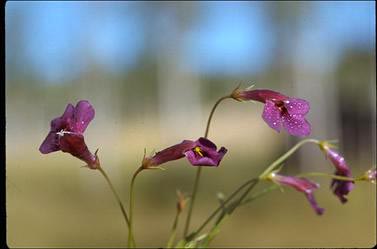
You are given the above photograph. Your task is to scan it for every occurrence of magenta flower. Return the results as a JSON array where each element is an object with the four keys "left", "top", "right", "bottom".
[
  {"left": 320, "top": 144, "right": 354, "bottom": 203},
  {"left": 143, "top": 137, "right": 227, "bottom": 168},
  {"left": 39, "top": 100, "right": 99, "bottom": 169},
  {"left": 232, "top": 88, "right": 311, "bottom": 137},
  {"left": 269, "top": 173, "right": 324, "bottom": 215}
]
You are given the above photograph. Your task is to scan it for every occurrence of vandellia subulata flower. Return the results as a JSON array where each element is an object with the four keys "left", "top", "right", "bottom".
[
  {"left": 267, "top": 172, "right": 324, "bottom": 215},
  {"left": 231, "top": 88, "right": 311, "bottom": 137},
  {"left": 39, "top": 100, "right": 100, "bottom": 169},
  {"left": 319, "top": 142, "right": 354, "bottom": 203},
  {"left": 142, "top": 137, "right": 227, "bottom": 169}
]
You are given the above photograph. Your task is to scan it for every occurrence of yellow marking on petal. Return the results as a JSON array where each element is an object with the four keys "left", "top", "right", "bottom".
[{"left": 194, "top": 147, "right": 204, "bottom": 157}]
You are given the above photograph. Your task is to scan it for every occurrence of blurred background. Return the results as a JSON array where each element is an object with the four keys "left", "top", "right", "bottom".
[{"left": 5, "top": 1, "right": 376, "bottom": 247}]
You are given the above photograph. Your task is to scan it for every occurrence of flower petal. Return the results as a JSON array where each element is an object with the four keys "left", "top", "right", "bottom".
[
  {"left": 324, "top": 148, "right": 354, "bottom": 203},
  {"left": 39, "top": 132, "right": 60, "bottom": 154},
  {"left": 58, "top": 132, "right": 97, "bottom": 166},
  {"left": 326, "top": 149, "right": 349, "bottom": 173},
  {"left": 73, "top": 100, "right": 95, "bottom": 133},
  {"left": 284, "top": 98, "right": 310, "bottom": 115},
  {"left": 50, "top": 104, "right": 74, "bottom": 132},
  {"left": 184, "top": 146, "right": 227, "bottom": 167},
  {"left": 262, "top": 100, "right": 282, "bottom": 132},
  {"left": 185, "top": 150, "right": 218, "bottom": 166},
  {"left": 274, "top": 175, "right": 319, "bottom": 193},
  {"left": 331, "top": 178, "right": 354, "bottom": 204},
  {"left": 197, "top": 137, "right": 217, "bottom": 150},
  {"left": 235, "top": 89, "right": 288, "bottom": 103},
  {"left": 282, "top": 114, "right": 311, "bottom": 137},
  {"left": 148, "top": 140, "right": 196, "bottom": 166},
  {"left": 272, "top": 174, "right": 323, "bottom": 215},
  {"left": 305, "top": 193, "right": 325, "bottom": 215}
]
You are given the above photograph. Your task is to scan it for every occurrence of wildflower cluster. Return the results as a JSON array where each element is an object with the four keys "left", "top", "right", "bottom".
[{"left": 39, "top": 85, "right": 375, "bottom": 247}]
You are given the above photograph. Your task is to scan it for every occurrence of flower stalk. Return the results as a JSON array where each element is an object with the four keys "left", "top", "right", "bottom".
[
  {"left": 127, "top": 166, "right": 143, "bottom": 248},
  {"left": 167, "top": 211, "right": 180, "bottom": 248},
  {"left": 187, "top": 178, "right": 258, "bottom": 241},
  {"left": 167, "top": 191, "right": 188, "bottom": 248},
  {"left": 98, "top": 166, "right": 131, "bottom": 241},
  {"left": 239, "top": 184, "right": 279, "bottom": 206},
  {"left": 297, "top": 172, "right": 372, "bottom": 182},
  {"left": 259, "top": 138, "right": 320, "bottom": 179},
  {"left": 183, "top": 95, "right": 231, "bottom": 238},
  {"left": 190, "top": 138, "right": 327, "bottom": 240},
  {"left": 204, "top": 95, "right": 232, "bottom": 138}
]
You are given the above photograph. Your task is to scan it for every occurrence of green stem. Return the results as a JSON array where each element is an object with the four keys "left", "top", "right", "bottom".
[
  {"left": 204, "top": 95, "right": 231, "bottom": 138},
  {"left": 218, "top": 138, "right": 323, "bottom": 221},
  {"left": 259, "top": 138, "right": 320, "bottom": 179},
  {"left": 296, "top": 172, "right": 359, "bottom": 182},
  {"left": 190, "top": 138, "right": 322, "bottom": 239},
  {"left": 167, "top": 211, "right": 180, "bottom": 248},
  {"left": 203, "top": 184, "right": 278, "bottom": 246},
  {"left": 240, "top": 184, "right": 279, "bottom": 206},
  {"left": 225, "top": 179, "right": 259, "bottom": 216},
  {"left": 186, "top": 138, "right": 329, "bottom": 242},
  {"left": 187, "top": 178, "right": 258, "bottom": 240},
  {"left": 193, "top": 184, "right": 284, "bottom": 246},
  {"left": 183, "top": 166, "right": 202, "bottom": 238},
  {"left": 98, "top": 167, "right": 130, "bottom": 229},
  {"left": 183, "top": 95, "right": 231, "bottom": 238},
  {"left": 128, "top": 167, "right": 143, "bottom": 248},
  {"left": 98, "top": 167, "right": 132, "bottom": 246}
]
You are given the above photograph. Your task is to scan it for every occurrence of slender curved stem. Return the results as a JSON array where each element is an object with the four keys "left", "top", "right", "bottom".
[
  {"left": 240, "top": 184, "right": 279, "bottom": 206},
  {"left": 226, "top": 179, "right": 259, "bottom": 215},
  {"left": 187, "top": 178, "right": 258, "bottom": 240},
  {"left": 218, "top": 138, "right": 321, "bottom": 220},
  {"left": 183, "top": 95, "right": 231, "bottom": 238},
  {"left": 296, "top": 172, "right": 358, "bottom": 182},
  {"left": 183, "top": 166, "right": 202, "bottom": 238},
  {"left": 204, "top": 96, "right": 231, "bottom": 138},
  {"left": 259, "top": 138, "right": 320, "bottom": 179},
  {"left": 98, "top": 167, "right": 130, "bottom": 238},
  {"left": 167, "top": 210, "right": 180, "bottom": 248},
  {"left": 211, "top": 179, "right": 260, "bottom": 228},
  {"left": 128, "top": 167, "right": 143, "bottom": 248},
  {"left": 189, "top": 138, "right": 323, "bottom": 240}
]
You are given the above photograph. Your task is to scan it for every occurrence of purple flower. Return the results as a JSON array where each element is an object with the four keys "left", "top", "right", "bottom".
[
  {"left": 269, "top": 173, "right": 324, "bottom": 215},
  {"left": 320, "top": 145, "right": 354, "bottom": 203},
  {"left": 232, "top": 88, "right": 311, "bottom": 137},
  {"left": 185, "top": 138, "right": 228, "bottom": 166},
  {"left": 143, "top": 137, "right": 227, "bottom": 168},
  {"left": 39, "top": 100, "right": 99, "bottom": 169}
]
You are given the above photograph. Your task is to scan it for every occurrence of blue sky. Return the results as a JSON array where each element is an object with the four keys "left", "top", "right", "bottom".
[{"left": 6, "top": 1, "right": 375, "bottom": 83}]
